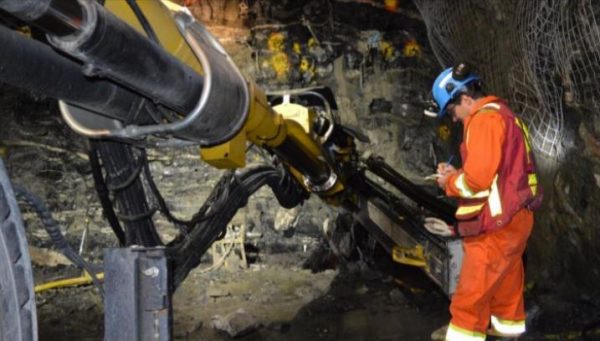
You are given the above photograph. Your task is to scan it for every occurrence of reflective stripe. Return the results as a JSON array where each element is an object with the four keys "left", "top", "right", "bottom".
[
  {"left": 456, "top": 203, "right": 485, "bottom": 217},
  {"left": 529, "top": 173, "right": 538, "bottom": 196},
  {"left": 515, "top": 117, "right": 534, "bottom": 165},
  {"left": 516, "top": 117, "right": 538, "bottom": 196},
  {"left": 482, "top": 103, "right": 501, "bottom": 110},
  {"left": 466, "top": 127, "right": 470, "bottom": 145},
  {"left": 491, "top": 316, "right": 526, "bottom": 335},
  {"left": 466, "top": 102, "right": 500, "bottom": 147},
  {"left": 466, "top": 105, "right": 500, "bottom": 145},
  {"left": 488, "top": 175, "right": 502, "bottom": 217},
  {"left": 446, "top": 323, "right": 486, "bottom": 341},
  {"left": 454, "top": 173, "right": 490, "bottom": 199},
  {"left": 455, "top": 175, "right": 503, "bottom": 219},
  {"left": 438, "top": 72, "right": 454, "bottom": 89}
]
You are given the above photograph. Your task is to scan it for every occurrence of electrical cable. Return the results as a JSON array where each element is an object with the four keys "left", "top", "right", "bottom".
[
  {"left": 12, "top": 184, "right": 104, "bottom": 296},
  {"left": 139, "top": 149, "right": 218, "bottom": 230}
]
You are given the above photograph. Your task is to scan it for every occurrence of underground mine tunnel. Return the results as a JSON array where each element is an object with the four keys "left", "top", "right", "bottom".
[{"left": 1, "top": 0, "right": 600, "bottom": 340}]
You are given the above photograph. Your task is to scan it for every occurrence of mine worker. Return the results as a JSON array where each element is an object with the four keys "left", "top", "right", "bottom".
[{"left": 423, "top": 63, "right": 543, "bottom": 341}]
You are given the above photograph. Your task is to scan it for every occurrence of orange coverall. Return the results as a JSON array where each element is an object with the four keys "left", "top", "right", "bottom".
[{"left": 444, "top": 97, "right": 533, "bottom": 338}]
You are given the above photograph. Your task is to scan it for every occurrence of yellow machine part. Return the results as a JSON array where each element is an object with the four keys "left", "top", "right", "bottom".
[
  {"left": 201, "top": 82, "right": 344, "bottom": 198},
  {"left": 104, "top": 2, "right": 344, "bottom": 200},
  {"left": 104, "top": 0, "right": 204, "bottom": 76},
  {"left": 392, "top": 245, "right": 428, "bottom": 268},
  {"left": 199, "top": 82, "right": 283, "bottom": 168},
  {"left": 242, "top": 82, "right": 287, "bottom": 147},
  {"left": 200, "top": 129, "right": 247, "bottom": 168},
  {"left": 271, "top": 102, "right": 315, "bottom": 134}
]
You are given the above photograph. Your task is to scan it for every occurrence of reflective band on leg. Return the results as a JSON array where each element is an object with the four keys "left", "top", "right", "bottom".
[
  {"left": 445, "top": 323, "right": 486, "bottom": 341},
  {"left": 490, "top": 316, "right": 526, "bottom": 336}
]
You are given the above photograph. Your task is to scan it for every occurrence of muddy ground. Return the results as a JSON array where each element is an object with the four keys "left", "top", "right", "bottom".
[
  {"left": 32, "top": 240, "right": 600, "bottom": 341},
  {"left": 34, "top": 243, "right": 453, "bottom": 341}
]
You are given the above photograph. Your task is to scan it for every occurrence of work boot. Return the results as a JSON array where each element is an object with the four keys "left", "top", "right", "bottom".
[{"left": 430, "top": 324, "right": 448, "bottom": 341}]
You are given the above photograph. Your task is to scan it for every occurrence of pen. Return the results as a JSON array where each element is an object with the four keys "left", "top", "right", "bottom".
[{"left": 446, "top": 155, "right": 454, "bottom": 166}]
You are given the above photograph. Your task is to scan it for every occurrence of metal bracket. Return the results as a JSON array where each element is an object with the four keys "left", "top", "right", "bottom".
[
  {"left": 392, "top": 245, "right": 428, "bottom": 268},
  {"left": 104, "top": 247, "right": 172, "bottom": 341}
]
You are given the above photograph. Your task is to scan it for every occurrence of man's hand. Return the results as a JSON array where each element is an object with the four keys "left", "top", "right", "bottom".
[
  {"left": 436, "top": 162, "right": 457, "bottom": 189},
  {"left": 437, "top": 162, "right": 457, "bottom": 175},
  {"left": 423, "top": 217, "right": 454, "bottom": 237}
]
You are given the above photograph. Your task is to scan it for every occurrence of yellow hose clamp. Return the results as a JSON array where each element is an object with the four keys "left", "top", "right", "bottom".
[{"left": 392, "top": 245, "right": 427, "bottom": 268}]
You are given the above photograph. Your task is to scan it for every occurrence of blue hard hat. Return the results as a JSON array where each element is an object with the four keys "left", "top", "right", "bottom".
[{"left": 432, "top": 66, "right": 480, "bottom": 117}]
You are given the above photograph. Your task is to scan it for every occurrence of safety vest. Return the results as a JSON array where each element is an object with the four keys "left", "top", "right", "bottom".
[{"left": 453, "top": 101, "right": 543, "bottom": 236}]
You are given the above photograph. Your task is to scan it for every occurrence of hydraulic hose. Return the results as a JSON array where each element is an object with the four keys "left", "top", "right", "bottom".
[
  {"left": 0, "top": 24, "right": 157, "bottom": 124},
  {"left": 88, "top": 141, "right": 127, "bottom": 246},
  {"left": 170, "top": 165, "right": 306, "bottom": 287},
  {"left": 0, "top": 0, "right": 204, "bottom": 115},
  {"left": 1, "top": 0, "right": 250, "bottom": 145},
  {"left": 0, "top": 0, "right": 83, "bottom": 36}
]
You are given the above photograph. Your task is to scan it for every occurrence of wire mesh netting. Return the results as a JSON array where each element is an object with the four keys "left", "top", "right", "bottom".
[{"left": 413, "top": 0, "right": 600, "bottom": 159}]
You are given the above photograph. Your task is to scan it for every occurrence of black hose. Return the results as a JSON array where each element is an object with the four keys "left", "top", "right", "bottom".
[
  {"left": 12, "top": 184, "right": 104, "bottom": 296},
  {"left": 88, "top": 141, "right": 126, "bottom": 246},
  {"left": 139, "top": 150, "right": 202, "bottom": 230},
  {"left": 95, "top": 141, "right": 162, "bottom": 246},
  {"left": 105, "top": 161, "right": 144, "bottom": 192},
  {"left": 0, "top": 24, "right": 158, "bottom": 124},
  {"left": 169, "top": 165, "right": 306, "bottom": 287}
]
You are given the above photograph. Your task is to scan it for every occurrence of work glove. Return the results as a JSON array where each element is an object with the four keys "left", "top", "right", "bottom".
[{"left": 423, "top": 217, "right": 454, "bottom": 237}]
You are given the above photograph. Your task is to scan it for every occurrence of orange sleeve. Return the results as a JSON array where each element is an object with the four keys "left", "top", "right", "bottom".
[{"left": 445, "top": 112, "right": 505, "bottom": 197}]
